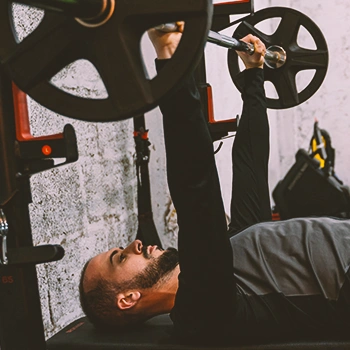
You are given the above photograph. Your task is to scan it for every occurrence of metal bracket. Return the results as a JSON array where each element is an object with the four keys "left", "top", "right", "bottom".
[
  {"left": 6, "top": 245, "right": 65, "bottom": 266},
  {"left": 0, "top": 208, "right": 64, "bottom": 266},
  {"left": 16, "top": 124, "right": 79, "bottom": 176},
  {"left": 0, "top": 208, "right": 9, "bottom": 264},
  {"left": 12, "top": 84, "right": 78, "bottom": 176}
]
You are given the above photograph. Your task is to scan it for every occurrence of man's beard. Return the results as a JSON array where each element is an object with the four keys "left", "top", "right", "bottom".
[{"left": 128, "top": 247, "right": 179, "bottom": 290}]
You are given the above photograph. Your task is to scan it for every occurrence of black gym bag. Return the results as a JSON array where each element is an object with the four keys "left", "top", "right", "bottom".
[{"left": 273, "top": 121, "right": 350, "bottom": 220}]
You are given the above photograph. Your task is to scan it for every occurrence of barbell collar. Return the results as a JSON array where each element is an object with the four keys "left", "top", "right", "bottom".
[
  {"left": 13, "top": 0, "right": 105, "bottom": 20},
  {"left": 264, "top": 45, "right": 287, "bottom": 69}
]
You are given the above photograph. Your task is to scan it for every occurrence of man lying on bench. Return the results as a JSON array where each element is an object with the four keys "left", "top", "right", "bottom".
[{"left": 79, "top": 24, "right": 350, "bottom": 342}]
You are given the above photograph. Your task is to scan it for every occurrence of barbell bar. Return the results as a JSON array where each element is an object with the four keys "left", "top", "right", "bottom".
[
  {"left": 155, "top": 23, "right": 287, "bottom": 69},
  {"left": 16, "top": 0, "right": 288, "bottom": 69}
]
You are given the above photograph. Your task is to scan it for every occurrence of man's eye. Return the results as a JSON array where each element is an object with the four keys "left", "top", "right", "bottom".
[{"left": 119, "top": 253, "right": 126, "bottom": 262}]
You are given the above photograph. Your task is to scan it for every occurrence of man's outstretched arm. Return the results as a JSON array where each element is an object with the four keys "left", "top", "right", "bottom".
[
  {"left": 149, "top": 29, "right": 266, "bottom": 339},
  {"left": 229, "top": 38, "right": 271, "bottom": 234},
  {"left": 149, "top": 26, "right": 236, "bottom": 338}
]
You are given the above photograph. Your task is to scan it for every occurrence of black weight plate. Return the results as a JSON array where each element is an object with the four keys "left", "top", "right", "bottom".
[
  {"left": 227, "top": 7, "right": 329, "bottom": 109},
  {"left": 0, "top": 0, "right": 212, "bottom": 122}
]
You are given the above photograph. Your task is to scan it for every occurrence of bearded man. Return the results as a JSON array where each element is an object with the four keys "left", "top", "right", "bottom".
[{"left": 79, "top": 25, "right": 350, "bottom": 341}]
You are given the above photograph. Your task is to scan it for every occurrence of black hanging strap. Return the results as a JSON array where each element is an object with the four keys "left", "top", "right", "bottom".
[{"left": 133, "top": 116, "right": 162, "bottom": 248}]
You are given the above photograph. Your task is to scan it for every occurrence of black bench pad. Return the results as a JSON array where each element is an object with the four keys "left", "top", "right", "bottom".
[{"left": 47, "top": 315, "right": 350, "bottom": 350}]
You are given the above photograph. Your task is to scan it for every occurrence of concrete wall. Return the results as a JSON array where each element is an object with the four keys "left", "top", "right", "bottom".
[{"left": 10, "top": 0, "right": 350, "bottom": 339}]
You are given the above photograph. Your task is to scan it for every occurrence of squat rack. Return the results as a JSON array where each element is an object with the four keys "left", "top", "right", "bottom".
[
  {"left": 0, "top": 1, "right": 251, "bottom": 349},
  {"left": 0, "top": 64, "right": 79, "bottom": 349}
]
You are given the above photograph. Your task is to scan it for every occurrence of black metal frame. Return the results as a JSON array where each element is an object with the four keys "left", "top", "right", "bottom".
[
  {"left": 0, "top": 66, "right": 47, "bottom": 350},
  {"left": 214, "top": 0, "right": 253, "bottom": 16},
  {"left": 133, "top": 116, "right": 163, "bottom": 248},
  {"left": 199, "top": 0, "right": 255, "bottom": 140},
  {"left": 0, "top": 66, "right": 78, "bottom": 349}
]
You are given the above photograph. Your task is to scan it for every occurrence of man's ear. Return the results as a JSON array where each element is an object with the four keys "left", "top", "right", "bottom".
[{"left": 116, "top": 291, "right": 141, "bottom": 310}]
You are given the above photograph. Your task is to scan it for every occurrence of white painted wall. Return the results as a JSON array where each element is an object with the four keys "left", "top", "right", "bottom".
[{"left": 9, "top": 0, "right": 350, "bottom": 339}]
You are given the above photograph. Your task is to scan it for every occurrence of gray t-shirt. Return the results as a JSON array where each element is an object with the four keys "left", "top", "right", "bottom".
[{"left": 230, "top": 217, "right": 350, "bottom": 336}]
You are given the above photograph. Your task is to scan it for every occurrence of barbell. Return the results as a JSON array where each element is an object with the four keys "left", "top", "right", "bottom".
[
  {"left": 155, "top": 6, "right": 329, "bottom": 110},
  {"left": 155, "top": 23, "right": 287, "bottom": 69},
  {"left": 0, "top": 0, "right": 328, "bottom": 121}
]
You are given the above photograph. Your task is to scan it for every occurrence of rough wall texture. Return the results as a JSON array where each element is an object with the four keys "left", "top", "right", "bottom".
[
  {"left": 9, "top": 0, "right": 350, "bottom": 340},
  {"left": 29, "top": 109, "right": 138, "bottom": 337},
  {"left": 12, "top": 4, "right": 138, "bottom": 338},
  {"left": 265, "top": 0, "right": 350, "bottom": 201}
]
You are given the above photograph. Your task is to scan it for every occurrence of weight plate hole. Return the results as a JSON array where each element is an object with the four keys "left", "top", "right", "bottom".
[
  {"left": 12, "top": 3, "right": 44, "bottom": 42},
  {"left": 255, "top": 17, "right": 282, "bottom": 36},
  {"left": 264, "top": 81, "right": 279, "bottom": 100},
  {"left": 141, "top": 31, "right": 158, "bottom": 80},
  {"left": 297, "top": 25, "right": 317, "bottom": 50},
  {"left": 141, "top": 23, "right": 186, "bottom": 81},
  {"left": 238, "top": 56, "right": 245, "bottom": 71},
  {"left": 50, "top": 60, "right": 108, "bottom": 99},
  {"left": 296, "top": 69, "right": 316, "bottom": 93},
  {"left": 26, "top": 95, "right": 65, "bottom": 134}
]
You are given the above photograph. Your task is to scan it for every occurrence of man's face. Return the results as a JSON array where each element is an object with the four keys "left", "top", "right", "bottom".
[{"left": 84, "top": 240, "right": 177, "bottom": 293}]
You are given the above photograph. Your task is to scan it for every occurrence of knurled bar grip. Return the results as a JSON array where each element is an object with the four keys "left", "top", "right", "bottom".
[
  {"left": 207, "top": 30, "right": 255, "bottom": 54},
  {"left": 207, "top": 31, "right": 282, "bottom": 65}
]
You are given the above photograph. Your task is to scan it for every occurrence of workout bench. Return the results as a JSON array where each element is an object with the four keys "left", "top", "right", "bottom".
[{"left": 47, "top": 314, "right": 350, "bottom": 350}]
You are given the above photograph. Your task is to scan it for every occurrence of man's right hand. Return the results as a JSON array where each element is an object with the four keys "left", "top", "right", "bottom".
[
  {"left": 148, "top": 22, "right": 184, "bottom": 59},
  {"left": 236, "top": 34, "right": 266, "bottom": 70}
]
